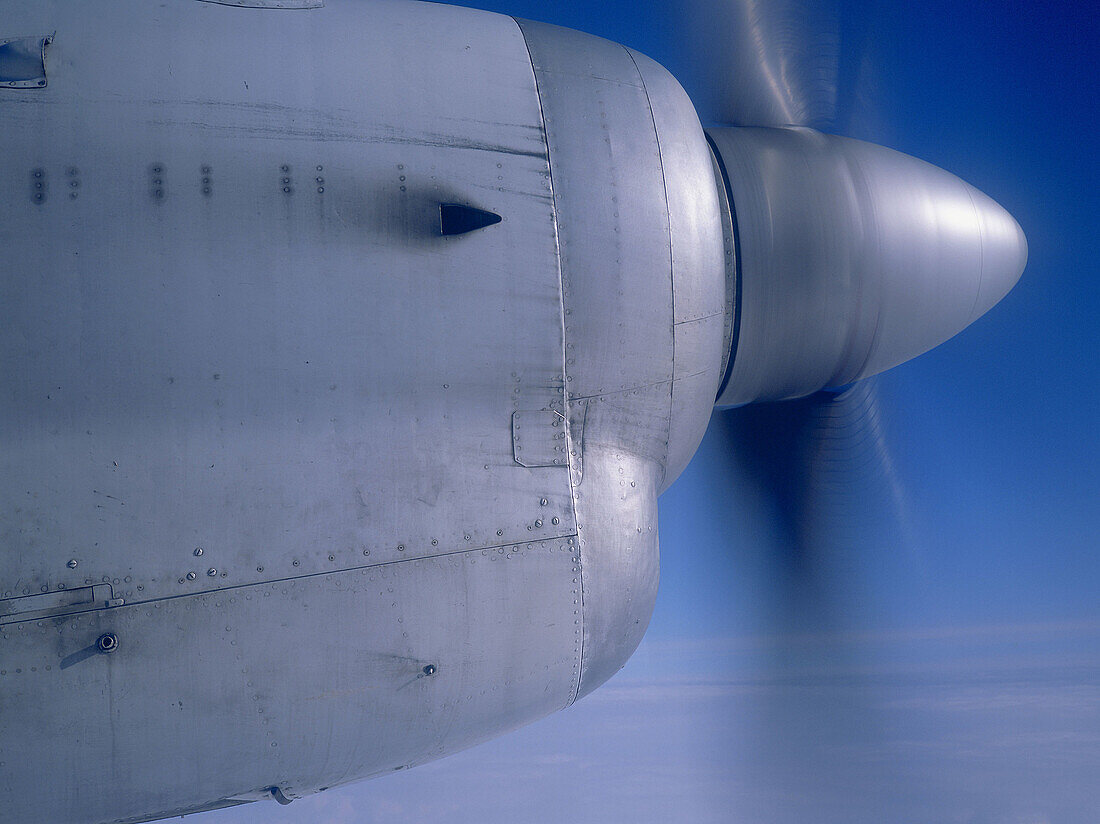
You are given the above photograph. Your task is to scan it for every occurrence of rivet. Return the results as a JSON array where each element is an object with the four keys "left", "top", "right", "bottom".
[
  {"left": 397, "top": 544, "right": 405, "bottom": 551},
  {"left": 67, "top": 559, "right": 78, "bottom": 569},
  {"left": 328, "top": 554, "right": 335, "bottom": 561},
  {"left": 292, "top": 559, "right": 300, "bottom": 566}
]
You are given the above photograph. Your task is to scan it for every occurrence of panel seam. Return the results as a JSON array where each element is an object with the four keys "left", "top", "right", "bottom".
[{"left": 512, "top": 16, "right": 585, "bottom": 708}]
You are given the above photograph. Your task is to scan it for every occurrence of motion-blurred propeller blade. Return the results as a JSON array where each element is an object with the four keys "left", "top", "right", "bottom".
[
  {"left": 711, "top": 379, "right": 909, "bottom": 560},
  {"left": 679, "top": 0, "right": 843, "bottom": 128}
]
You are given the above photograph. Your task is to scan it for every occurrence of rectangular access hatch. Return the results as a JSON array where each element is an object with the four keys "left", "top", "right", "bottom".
[{"left": 0, "top": 35, "right": 51, "bottom": 89}]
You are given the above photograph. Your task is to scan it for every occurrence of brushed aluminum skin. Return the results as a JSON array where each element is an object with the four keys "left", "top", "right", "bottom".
[{"left": 0, "top": 1, "right": 1023, "bottom": 821}]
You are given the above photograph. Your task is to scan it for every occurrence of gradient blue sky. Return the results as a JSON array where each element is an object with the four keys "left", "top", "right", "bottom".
[{"left": 213, "top": 2, "right": 1099, "bottom": 822}]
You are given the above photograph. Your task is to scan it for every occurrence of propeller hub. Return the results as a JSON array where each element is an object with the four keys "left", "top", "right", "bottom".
[{"left": 709, "top": 126, "right": 1027, "bottom": 407}]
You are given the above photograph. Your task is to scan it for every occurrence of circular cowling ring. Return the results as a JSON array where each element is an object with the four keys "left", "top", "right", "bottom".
[{"left": 96, "top": 633, "right": 119, "bottom": 654}]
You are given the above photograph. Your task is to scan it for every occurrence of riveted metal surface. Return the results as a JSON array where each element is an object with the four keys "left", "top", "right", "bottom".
[
  {"left": 0, "top": 0, "right": 576, "bottom": 609},
  {"left": 515, "top": 20, "right": 722, "bottom": 701},
  {"left": 0, "top": 540, "right": 580, "bottom": 824},
  {"left": 516, "top": 19, "right": 676, "bottom": 403},
  {"left": 512, "top": 409, "right": 569, "bottom": 467},
  {"left": 627, "top": 49, "right": 727, "bottom": 490},
  {"left": 1, "top": 3, "right": 736, "bottom": 821}
]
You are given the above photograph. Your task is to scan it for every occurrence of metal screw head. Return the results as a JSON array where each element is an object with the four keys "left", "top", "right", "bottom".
[
  {"left": 207, "top": 568, "right": 217, "bottom": 577},
  {"left": 422, "top": 664, "right": 437, "bottom": 676},
  {"left": 186, "top": 571, "right": 197, "bottom": 580},
  {"left": 67, "top": 559, "right": 78, "bottom": 569},
  {"left": 194, "top": 547, "right": 204, "bottom": 556},
  {"left": 534, "top": 519, "right": 543, "bottom": 528},
  {"left": 540, "top": 498, "right": 548, "bottom": 506}
]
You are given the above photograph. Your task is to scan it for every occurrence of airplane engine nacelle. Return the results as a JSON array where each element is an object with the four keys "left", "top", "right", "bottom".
[{"left": 707, "top": 126, "right": 1027, "bottom": 407}]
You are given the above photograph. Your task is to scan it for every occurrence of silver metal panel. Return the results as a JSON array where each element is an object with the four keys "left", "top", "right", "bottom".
[
  {"left": 626, "top": 49, "right": 727, "bottom": 491},
  {"left": 0, "top": 0, "right": 575, "bottom": 607},
  {"left": 516, "top": 19, "right": 675, "bottom": 401},
  {"left": 0, "top": 540, "right": 581, "bottom": 824},
  {"left": 667, "top": 313, "right": 726, "bottom": 488},
  {"left": 516, "top": 20, "right": 673, "bottom": 700},
  {"left": 571, "top": 442, "right": 660, "bottom": 700},
  {"left": 626, "top": 49, "right": 726, "bottom": 327},
  {"left": 1, "top": 3, "right": 735, "bottom": 819}
]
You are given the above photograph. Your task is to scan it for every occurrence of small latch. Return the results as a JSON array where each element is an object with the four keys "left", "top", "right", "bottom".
[
  {"left": 0, "top": 583, "right": 114, "bottom": 625},
  {"left": 0, "top": 34, "right": 52, "bottom": 89}
]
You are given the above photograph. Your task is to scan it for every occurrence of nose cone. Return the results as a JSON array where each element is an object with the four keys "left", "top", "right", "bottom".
[
  {"left": 708, "top": 127, "right": 1027, "bottom": 407},
  {"left": 968, "top": 183, "right": 1028, "bottom": 322}
]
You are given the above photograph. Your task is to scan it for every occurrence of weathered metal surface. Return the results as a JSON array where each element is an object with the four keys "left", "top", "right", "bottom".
[
  {"left": 0, "top": 2, "right": 733, "bottom": 821},
  {"left": 1, "top": 540, "right": 581, "bottom": 823},
  {"left": 512, "top": 409, "right": 569, "bottom": 467},
  {"left": 0, "top": 0, "right": 575, "bottom": 606},
  {"left": 0, "top": 583, "right": 114, "bottom": 624},
  {"left": 627, "top": 49, "right": 727, "bottom": 490},
  {"left": 516, "top": 20, "right": 725, "bottom": 701}
]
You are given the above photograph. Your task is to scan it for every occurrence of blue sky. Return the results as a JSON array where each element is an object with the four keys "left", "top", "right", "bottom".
[{"left": 215, "top": 2, "right": 1099, "bottom": 822}]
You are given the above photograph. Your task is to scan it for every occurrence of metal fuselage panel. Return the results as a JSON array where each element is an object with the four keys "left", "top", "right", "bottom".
[{"left": 0, "top": 2, "right": 725, "bottom": 821}]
